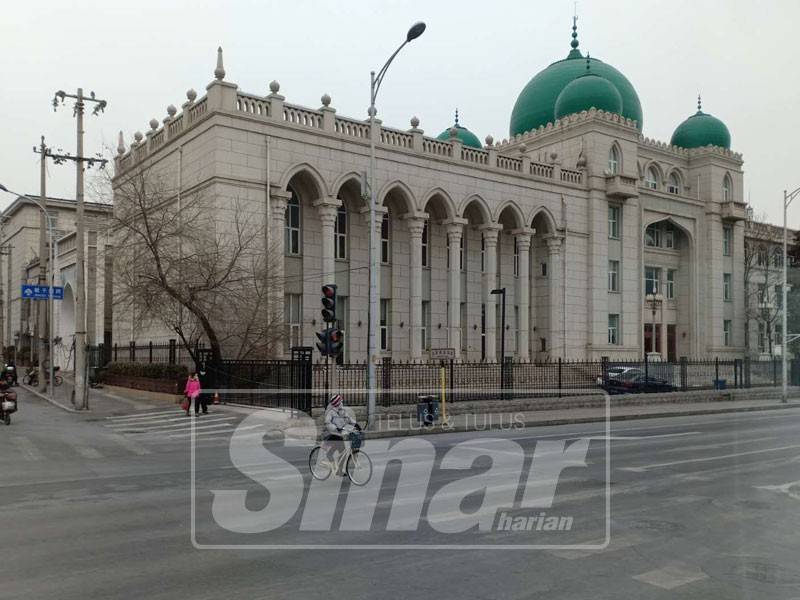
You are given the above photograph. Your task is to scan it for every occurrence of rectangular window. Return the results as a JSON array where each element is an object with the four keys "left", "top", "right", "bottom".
[
  {"left": 334, "top": 206, "right": 347, "bottom": 260},
  {"left": 284, "top": 294, "right": 302, "bottom": 350},
  {"left": 446, "top": 235, "right": 450, "bottom": 269},
  {"left": 608, "top": 260, "right": 619, "bottom": 292},
  {"left": 723, "top": 319, "right": 732, "bottom": 346},
  {"left": 608, "top": 206, "right": 620, "bottom": 239},
  {"left": 776, "top": 284, "right": 783, "bottom": 309},
  {"left": 540, "top": 337, "right": 547, "bottom": 352},
  {"left": 773, "top": 249, "right": 784, "bottom": 268},
  {"left": 514, "top": 305, "right": 519, "bottom": 353},
  {"left": 540, "top": 262, "right": 547, "bottom": 277},
  {"left": 608, "top": 314, "right": 619, "bottom": 345},
  {"left": 460, "top": 236, "right": 464, "bottom": 271},
  {"left": 480, "top": 235, "right": 485, "bottom": 273},
  {"left": 776, "top": 323, "right": 783, "bottom": 346},
  {"left": 380, "top": 299, "right": 390, "bottom": 351},
  {"left": 381, "top": 213, "right": 390, "bottom": 264},
  {"left": 758, "top": 322, "right": 766, "bottom": 352},
  {"left": 481, "top": 304, "right": 486, "bottom": 361},
  {"left": 645, "top": 224, "right": 662, "bottom": 248},
  {"left": 460, "top": 302, "right": 468, "bottom": 351},
  {"left": 421, "top": 221, "right": 429, "bottom": 267},
  {"left": 285, "top": 197, "right": 301, "bottom": 256},
  {"left": 758, "top": 283, "right": 767, "bottom": 306},
  {"left": 723, "top": 225, "right": 732, "bottom": 256},
  {"left": 723, "top": 273, "right": 732, "bottom": 301},
  {"left": 644, "top": 266, "right": 661, "bottom": 296},
  {"left": 335, "top": 296, "right": 347, "bottom": 361},
  {"left": 666, "top": 269, "right": 675, "bottom": 299},
  {"left": 513, "top": 238, "right": 519, "bottom": 277},
  {"left": 664, "top": 227, "right": 674, "bottom": 249},
  {"left": 757, "top": 246, "right": 767, "bottom": 267},
  {"left": 421, "top": 301, "right": 430, "bottom": 351}
]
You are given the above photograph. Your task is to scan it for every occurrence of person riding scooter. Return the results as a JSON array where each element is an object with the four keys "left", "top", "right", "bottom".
[{"left": 0, "top": 379, "right": 18, "bottom": 425}]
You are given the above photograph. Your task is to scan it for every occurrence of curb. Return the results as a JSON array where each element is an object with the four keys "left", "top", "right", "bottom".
[
  {"left": 19, "top": 383, "right": 81, "bottom": 413},
  {"left": 363, "top": 402, "right": 800, "bottom": 439}
]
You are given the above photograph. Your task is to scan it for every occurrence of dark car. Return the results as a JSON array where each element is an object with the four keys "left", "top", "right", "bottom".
[{"left": 602, "top": 372, "right": 676, "bottom": 395}]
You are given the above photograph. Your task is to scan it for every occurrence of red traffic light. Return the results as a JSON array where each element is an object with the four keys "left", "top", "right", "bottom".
[{"left": 322, "top": 284, "right": 336, "bottom": 298}]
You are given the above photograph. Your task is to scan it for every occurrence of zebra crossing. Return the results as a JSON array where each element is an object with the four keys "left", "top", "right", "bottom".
[{"left": 103, "top": 407, "right": 247, "bottom": 442}]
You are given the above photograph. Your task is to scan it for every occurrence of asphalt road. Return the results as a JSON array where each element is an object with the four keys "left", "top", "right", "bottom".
[{"left": 2, "top": 389, "right": 800, "bottom": 599}]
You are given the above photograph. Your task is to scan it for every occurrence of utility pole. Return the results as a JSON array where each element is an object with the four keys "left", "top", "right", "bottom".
[
  {"left": 36, "top": 137, "right": 48, "bottom": 392},
  {"left": 52, "top": 88, "right": 107, "bottom": 410}
]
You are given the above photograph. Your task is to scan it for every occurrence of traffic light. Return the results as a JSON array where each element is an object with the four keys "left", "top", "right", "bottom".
[{"left": 317, "top": 284, "right": 344, "bottom": 357}]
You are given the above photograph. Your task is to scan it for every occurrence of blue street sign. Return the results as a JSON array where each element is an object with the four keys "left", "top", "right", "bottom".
[{"left": 21, "top": 285, "right": 64, "bottom": 300}]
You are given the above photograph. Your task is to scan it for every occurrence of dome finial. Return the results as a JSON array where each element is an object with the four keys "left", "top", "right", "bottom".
[
  {"left": 586, "top": 53, "right": 591, "bottom": 73},
  {"left": 571, "top": 10, "right": 579, "bottom": 50},
  {"left": 454, "top": 108, "right": 459, "bottom": 126},
  {"left": 697, "top": 93, "right": 702, "bottom": 113}
]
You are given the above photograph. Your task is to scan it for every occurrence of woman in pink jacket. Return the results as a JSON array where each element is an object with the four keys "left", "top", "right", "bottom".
[{"left": 184, "top": 372, "right": 204, "bottom": 416}]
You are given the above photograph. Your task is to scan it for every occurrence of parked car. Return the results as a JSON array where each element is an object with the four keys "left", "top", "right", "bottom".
[
  {"left": 596, "top": 366, "right": 644, "bottom": 386},
  {"left": 602, "top": 373, "right": 676, "bottom": 395}
]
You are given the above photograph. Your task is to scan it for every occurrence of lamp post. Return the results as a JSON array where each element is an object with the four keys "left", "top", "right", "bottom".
[
  {"left": 645, "top": 292, "right": 664, "bottom": 359},
  {"left": 491, "top": 288, "right": 507, "bottom": 393},
  {"left": 0, "top": 184, "right": 56, "bottom": 405},
  {"left": 782, "top": 187, "right": 800, "bottom": 402},
  {"left": 366, "top": 21, "right": 426, "bottom": 426}
]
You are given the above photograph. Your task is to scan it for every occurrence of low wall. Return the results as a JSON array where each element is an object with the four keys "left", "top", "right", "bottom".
[{"left": 102, "top": 373, "right": 182, "bottom": 395}]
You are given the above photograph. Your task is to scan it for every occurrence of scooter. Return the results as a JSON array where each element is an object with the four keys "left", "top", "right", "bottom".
[
  {"left": 23, "top": 365, "right": 62, "bottom": 387},
  {"left": 3, "top": 362, "right": 17, "bottom": 386},
  {"left": 0, "top": 387, "right": 17, "bottom": 425}
]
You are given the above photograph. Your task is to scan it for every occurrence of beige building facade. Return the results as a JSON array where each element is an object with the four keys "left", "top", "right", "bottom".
[{"left": 113, "top": 29, "right": 767, "bottom": 363}]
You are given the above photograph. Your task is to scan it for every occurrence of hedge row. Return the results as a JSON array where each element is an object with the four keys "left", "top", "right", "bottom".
[{"left": 104, "top": 362, "right": 188, "bottom": 381}]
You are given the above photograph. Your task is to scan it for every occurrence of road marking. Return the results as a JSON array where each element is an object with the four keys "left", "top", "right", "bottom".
[
  {"left": 106, "top": 410, "right": 178, "bottom": 421},
  {"left": 589, "top": 432, "right": 701, "bottom": 441},
  {"left": 103, "top": 433, "right": 151, "bottom": 456},
  {"left": 662, "top": 435, "right": 780, "bottom": 454},
  {"left": 111, "top": 416, "right": 235, "bottom": 432},
  {"left": 632, "top": 563, "right": 709, "bottom": 590},
  {"left": 69, "top": 444, "right": 103, "bottom": 459},
  {"left": 619, "top": 443, "right": 800, "bottom": 472},
  {"left": 11, "top": 436, "right": 44, "bottom": 460},
  {"left": 166, "top": 424, "right": 235, "bottom": 438},
  {"left": 755, "top": 480, "right": 800, "bottom": 500}
]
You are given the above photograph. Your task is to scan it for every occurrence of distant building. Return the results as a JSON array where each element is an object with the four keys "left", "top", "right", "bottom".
[{"left": 1, "top": 195, "right": 112, "bottom": 366}]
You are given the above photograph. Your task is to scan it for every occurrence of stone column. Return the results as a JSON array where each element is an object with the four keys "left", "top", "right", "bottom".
[
  {"left": 405, "top": 215, "right": 427, "bottom": 361},
  {"left": 269, "top": 189, "right": 290, "bottom": 355},
  {"left": 513, "top": 229, "right": 534, "bottom": 360},
  {"left": 361, "top": 206, "right": 386, "bottom": 350},
  {"left": 445, "top": 220, "right": 467, "bottom": 358},
  {"left": 480, "top": 225, "right": 502, "bottom": 361},
  {"left": 546, "top": 235, "right": 564, "bottom": 358},
  {"left": 314, "top": 198, "right": 341, "bottom": 286}
]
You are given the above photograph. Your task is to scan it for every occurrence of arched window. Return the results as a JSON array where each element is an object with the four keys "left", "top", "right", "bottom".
[
  {"left": 380, "top": 213, "right": 391, "bottom": 264},
  {"left": 421, "top": 221, "right": 429, "bottom": 267},
  {"left": 608, "top": 145, "right": 620, "bottom": 174},
  {"left": 334, "top": 204, "right": 347, "bottom": 260},
  {"left": 285, "top": 187, "right": 301, "bottom": 256},
  {"left": 667, "top": 172, "right": 680, "bottom": 195},
  {"left": 722, "top": 174, "right": 732, "bottom": 202},
  {"left": 645, "top": 167, "right": 658, "bottom": 190}
]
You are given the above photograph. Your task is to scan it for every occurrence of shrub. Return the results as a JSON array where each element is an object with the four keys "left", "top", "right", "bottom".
[{"left": 105, "top": 362, "right": 188, "bottom": 381}]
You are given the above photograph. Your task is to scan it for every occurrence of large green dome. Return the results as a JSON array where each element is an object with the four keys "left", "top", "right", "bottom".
[
  {"left": 509, "top": 21, "right": 643, "bottom": 136},
  {"left": 670, "top": 98, "right": 731, "bottom": 149},
  {"left": 436, "top": 117, "right": 482, "bottom": 149},
  {"left": 554, "top": 66, "right": 623, "bottom": 120}
]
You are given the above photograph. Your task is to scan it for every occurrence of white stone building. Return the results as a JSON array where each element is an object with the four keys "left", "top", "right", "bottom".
[{"left": 113, "top": 24, "right": 762, "bottom": 363}]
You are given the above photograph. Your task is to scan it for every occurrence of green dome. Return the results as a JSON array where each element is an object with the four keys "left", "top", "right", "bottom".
[
  {"left": 670, "top": 100, "right": 731, "bottom": 149},
  {"left": 509, "top": 21, "right": 643, "bottom": 136},
  {"left": 436, "top": 123, "right": 482, "bottom": 149},
  {"left": 554, "top": 70, "right": 623, "bottom": 120}
]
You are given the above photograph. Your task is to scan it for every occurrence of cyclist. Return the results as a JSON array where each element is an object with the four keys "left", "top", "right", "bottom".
[{"left": 323, "top": 393, "right": 358, "bottom": 461}]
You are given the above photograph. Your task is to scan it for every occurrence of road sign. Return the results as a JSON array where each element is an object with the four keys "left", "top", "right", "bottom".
[
  {"left": 430, "top": 347, "right": 455, "bottom": 360},
  {"left": 21, "top": 285, "right": 63, "bottom": 300}
]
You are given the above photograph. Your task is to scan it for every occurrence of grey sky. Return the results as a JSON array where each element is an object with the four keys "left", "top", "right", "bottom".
[{"left": 2, "top": 0, "right": 798, "bottom": 225}]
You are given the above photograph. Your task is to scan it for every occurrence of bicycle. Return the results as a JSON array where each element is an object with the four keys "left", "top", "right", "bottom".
[{"left": 308, "top": 427, "right": 373, "bottom": 486}]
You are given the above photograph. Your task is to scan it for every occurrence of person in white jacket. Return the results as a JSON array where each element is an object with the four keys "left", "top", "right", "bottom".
[{"left": 323, "top": 393, "right": 357, "bottom": 460}]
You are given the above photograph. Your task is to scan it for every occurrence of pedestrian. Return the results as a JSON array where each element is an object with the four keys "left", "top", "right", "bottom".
[{"left": 184, "top": 371, "right": 203, "bottom": 416}]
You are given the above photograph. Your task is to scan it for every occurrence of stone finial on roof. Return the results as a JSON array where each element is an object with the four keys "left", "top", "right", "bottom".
[
  {"left": 214, "top": 46, "right": 226, "bottom": 81},
  {"left": 269, "top": 80, "right": 280, "bottom": 94},
  {"left": 117, "top": 131, "right": 125, "bottom": 155},
  {"left": 410, "top": 116, "right": 420, "bottom": 128},
  {"left": 321, "top": 93, "right": 331, "bottom": 107},
  {"left": 485, "top": 134, "right": 494, "bottom": 147},
  {"left": 167, "top": 104, "right": 177, "bottom": 118},
  {"left": 187, "top": 88, "right": 197, "bottom": 103},
  {"left": 134, "top": 131, "right": 143, "bottom": 143},
  {"left": 149, "top": 118, "right": 159, "bottom": 130}
]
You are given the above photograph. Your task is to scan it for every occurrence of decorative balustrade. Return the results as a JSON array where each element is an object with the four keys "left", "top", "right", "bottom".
[
  {"left": 236, "top": 93, "right": 270, "bottom": 117},
  {"left": 188, "top": 97, "right": 207, "bottom": 122},
  {"left": 167, "top": 114, "right": 184, "bottom": 138},
  {"left": 497, "top": 155, "right": 522, "bottom": 172},
  {"left": 380, "top": 128, "right": 413, "bottom": 149},
  {"left": 461, "top": 146, "right": 488, "bottom": 165},
  {"left": 529, "top": 162, "right": 554, "bottom": 178},
  {"left": 422, "top": 138, "right": 453, "bottom": 157},
  {"left": 283, "top": 104, "right": 322, "bottom": 128},
  {"left": 335, "top": 117, "right": 370, "bottom": 139},
  {"left": 560, "top": 168, "right": 582, "bottom": 184},
  {"left": 151, "top": 129, "right": 165, "bottom": 150}
]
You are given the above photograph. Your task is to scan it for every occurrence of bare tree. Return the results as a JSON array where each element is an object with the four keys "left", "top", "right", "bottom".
[{"left": 111, "top": 163, "right": 284, "bottom": 363}]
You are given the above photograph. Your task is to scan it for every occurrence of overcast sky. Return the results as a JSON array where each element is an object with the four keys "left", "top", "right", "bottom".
[{"left": 2, "top": 0, "right": 798, "bottom": 225}]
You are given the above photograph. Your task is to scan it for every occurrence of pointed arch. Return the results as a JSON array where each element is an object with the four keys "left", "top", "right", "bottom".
[
  {"left": 331, "top": 170, "right": 363, "bottom": 199},
  {"left": 666, "top": 169, "right": 683, "bottom": 194},
  {"left": 458, "top": 194, "right": 492, "bottom": 224},
  {"left": 722, "top": 172, "right": 733, "bottom": 202},
  {"left": 643, "top": 161, "right": 663, "bottom": 190},
  {"left": 331, "top": 171, "right": 365, "bottom": 212},
  {"left": 279, "top": 162, "right": 329, "bottom": 199},
  {"left": 494, "top": 200, "right": 526, "bottom": 229},
  {"left": 528, "top": 205, "right": 558, "bottom": 234},
  {"left": 421, "top": 187, "right": 456, "bottom": 221},
  {"left": 607, "top": 142, "right": 622, "bottom": 174},
  {"left": 378, "top": 180, "right": 417, "bottom": 214}
]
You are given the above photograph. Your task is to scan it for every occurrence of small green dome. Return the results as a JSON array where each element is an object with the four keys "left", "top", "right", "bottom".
[
  {"left": 670, "top": 98, "right": 731, "bottom": 149},
  {"left": 436, "top": 118, "right": 482, "bottom": 149},
  {"left": 509, "top": 20, "right": 643, "bottom": 136},
  {"left": 554, "top": 68, "right": 623, "bottom": 120}
]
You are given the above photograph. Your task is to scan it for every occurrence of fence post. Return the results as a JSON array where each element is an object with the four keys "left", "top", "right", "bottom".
[
  {"left": 449, "top": 359, "right": 455, "bottom": 404},
  {"left": 382, "top": 356, "right": 392, "bottom": 407},
  {"left": 744, "top": 356, "right": 751, "bottom": 388},
  {"left": 148, "top": 341, "right": 153, "bottom": 363},
  {"left": 558, "top": 357, "right": 562, "bottom": 399},
  {"left": 680, "top": 356, "right": 688, "bottom": 392},
  {"left": 601, "top": 356, "right": 608, "bottom": 386},
  {"left": 715, "top": 357, "right": 719, "bottom": 388},
  {"left": 114, "top": 342, "right": 117, "bottom": 362},
  {"left": 129, "top": 341, "right": 135, "bottom": 362},
  {"left": 644, "top": 352, "right": 649, "bottom": 380},
  {"left": 734, "top": 358, "right": 739, "bottom": 389},
  {"left": 168, "top": 339, "right": 176, "bottom": 365},
  {"left": 773, "top": 356, "right": 778, "bottom": 387}
]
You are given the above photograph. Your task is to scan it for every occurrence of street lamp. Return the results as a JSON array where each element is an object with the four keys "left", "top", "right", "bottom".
[
  {"left": 491, "top": 288, "right": 507, "bottom": 394},
  {"left": 366, "top": 21, "right": 426, "bottom": 426},
  {"left": 0, "top": 184, "right": 56, "bottom": 405},
  {"left": 782, "top": 187, "right": 800, "bottom": 402},
  {"left": 645, "top": 292, "right": 664, "bottom": 359}
]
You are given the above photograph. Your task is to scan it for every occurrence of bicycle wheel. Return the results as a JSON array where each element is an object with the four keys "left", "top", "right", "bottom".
[
  {"left": 308, "top": 446, "right": 332, "bottom": 481},
  {"left": 54, "top": 375, "right": 63, "bottom": 387},
  {"left": 3, "top": 412, "right": 9, "bottom": 426},
  {"left": 346, "top": 450, "right": 373, "bottom": 486}
]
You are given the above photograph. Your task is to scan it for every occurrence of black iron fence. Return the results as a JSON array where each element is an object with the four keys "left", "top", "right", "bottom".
[{"left": 109, "top": 340, "right": 202, "bottom": 367}]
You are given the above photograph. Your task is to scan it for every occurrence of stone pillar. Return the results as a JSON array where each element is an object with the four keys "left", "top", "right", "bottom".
[
  {"left": 480, "top": 225, "right": 502, "bottom": 361},
  {"left": 314, "top": 198, "right": 340, "bottom": 285},
  {"left": 546, "top": 235, "right": 564, "bottom": 358},
  {"left": 270, "top": 189, "right": 290, "bottom": 351},
  {"left": 405, "top": 215, "right": 427, "bottom": 361},
  {"left": 513, "top": 229, "right": 534, "bottom": 360},
  {"left": 361, "top": 206, "right": 386, "bottom": 346},
  {"left": 445, "top": 220, "right": 467, "bottom": 358}
]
